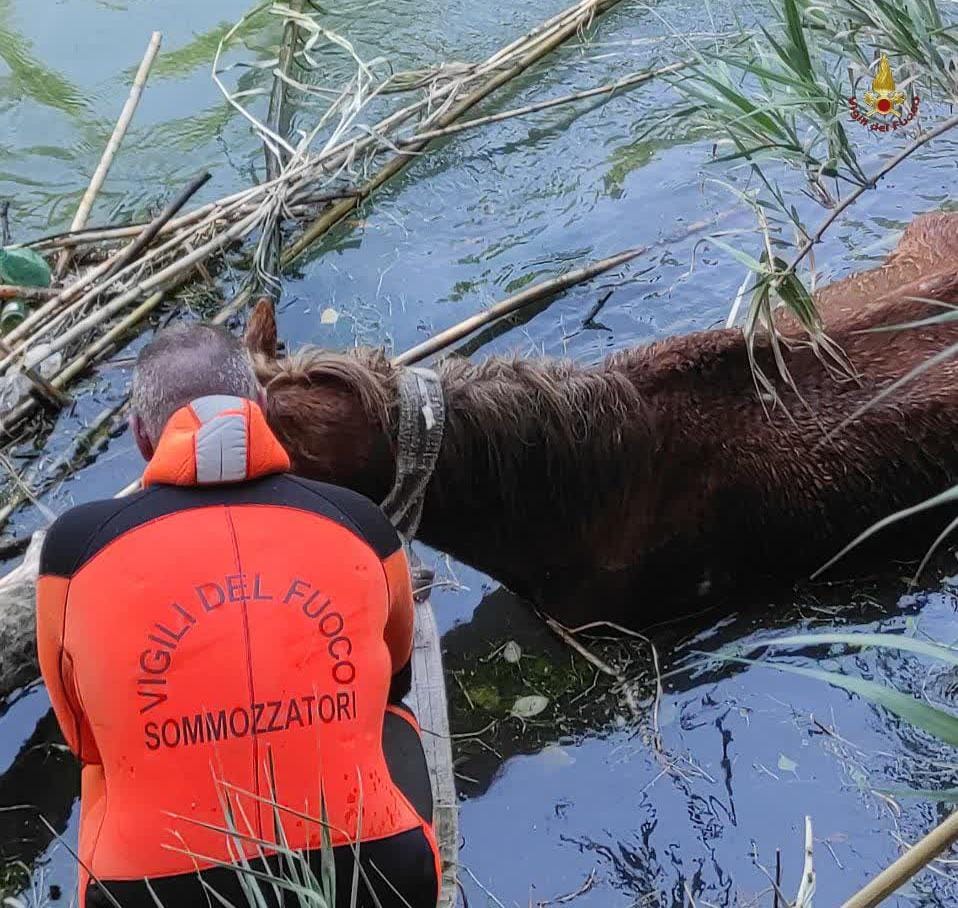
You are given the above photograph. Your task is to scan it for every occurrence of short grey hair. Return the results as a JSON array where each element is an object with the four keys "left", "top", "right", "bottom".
[{"left": 132, "top": 321, "right": 260, "bottom": 443}]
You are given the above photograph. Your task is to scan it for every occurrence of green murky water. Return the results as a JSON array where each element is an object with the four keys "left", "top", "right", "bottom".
[{"left": 1, "top": 0, "right": 957, "bottom": 905}]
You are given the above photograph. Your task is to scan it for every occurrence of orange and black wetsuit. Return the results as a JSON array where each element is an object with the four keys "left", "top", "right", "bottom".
[{"left": 36, "top": 395, "right": 440, "bottom": 908}]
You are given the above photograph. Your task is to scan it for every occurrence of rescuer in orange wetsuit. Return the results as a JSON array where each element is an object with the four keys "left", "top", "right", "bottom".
[{"left": 36, "top": 322, "right": 440, "bottom": 908}]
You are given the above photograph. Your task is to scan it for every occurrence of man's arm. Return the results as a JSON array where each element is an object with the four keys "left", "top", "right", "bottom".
[
  {"left": 37, "top": 511, "right": 102, "bottom": 765},
  {"left": 36, "top": 574, "right": 96, "bottom": 761},
  {"left": 382, "top": 546, "right": 415, "bottom": 703}
]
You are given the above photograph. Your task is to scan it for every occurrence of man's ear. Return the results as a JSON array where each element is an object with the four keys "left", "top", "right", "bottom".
[{"left": 130, "top": 413, "right": 155, "bottom": 462}]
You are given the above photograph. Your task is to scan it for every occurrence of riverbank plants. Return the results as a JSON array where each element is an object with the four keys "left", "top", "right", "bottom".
[{"left": 666, "top": 0, "right": 958, "bottom": 399}]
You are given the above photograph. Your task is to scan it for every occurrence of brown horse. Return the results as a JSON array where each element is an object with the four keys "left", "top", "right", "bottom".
[{"left": 247, "top": 212, "right": 958, "bottom": 627}]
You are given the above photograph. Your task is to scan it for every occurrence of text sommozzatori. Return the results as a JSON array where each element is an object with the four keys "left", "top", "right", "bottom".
[
  {"left": 144, "top": 691, "right": 358, "bottom": 750},
  {"left": 134, "top": 573, "right": 360, "bottom": 749}
]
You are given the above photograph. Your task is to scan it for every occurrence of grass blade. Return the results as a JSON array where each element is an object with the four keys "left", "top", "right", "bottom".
[
  {"left": 812, "top": 484, "right": 958, "bottom": 579},
  {"left": 878, "top": 787, "right": 958, "bottom": 803},
  {"left": 701, "top": 652, "right": 958, "bottom": 747},
  {"left": 727, "top": 632, "right": 958, "bottom": 667}
]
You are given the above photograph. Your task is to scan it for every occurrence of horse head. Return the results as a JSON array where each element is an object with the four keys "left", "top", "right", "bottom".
[{"left": 244, "top": 298, "right": 397, "bottom": 501}]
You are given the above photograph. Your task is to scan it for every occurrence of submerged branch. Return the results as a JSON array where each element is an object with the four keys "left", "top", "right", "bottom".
[{"left": 400, "top": 61, "right": 689, "bottom": 146}]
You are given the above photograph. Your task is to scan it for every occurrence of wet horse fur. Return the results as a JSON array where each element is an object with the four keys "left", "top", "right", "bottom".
[{"left": 247, "top": 212, "right": 958, "bottom": 627}]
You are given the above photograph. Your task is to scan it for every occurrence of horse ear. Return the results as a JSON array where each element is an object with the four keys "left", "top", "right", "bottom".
[{"left": 245, "top": 297, "right": 278, "bottom": 360}]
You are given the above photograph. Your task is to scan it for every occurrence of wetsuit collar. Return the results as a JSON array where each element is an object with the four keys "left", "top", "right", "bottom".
[{"left": 142, "top": 395, "right": 291, "bottom": 488}]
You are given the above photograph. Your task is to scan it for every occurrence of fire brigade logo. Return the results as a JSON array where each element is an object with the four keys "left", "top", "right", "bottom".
[{"left": 849, "top": 54, "right": 920, "bottom": 131}]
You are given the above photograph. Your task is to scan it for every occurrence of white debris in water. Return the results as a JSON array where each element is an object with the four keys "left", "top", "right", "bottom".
[
  {"left": 511, "top": 694, "right": 549, "bottom": 719},
  {"left": 501, "top": 641, "right": 522, "bottom": 664}
]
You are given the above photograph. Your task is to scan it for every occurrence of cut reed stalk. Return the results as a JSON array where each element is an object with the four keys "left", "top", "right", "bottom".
[
  {"left": 51, "top": 214, "right": 256, "bottom": 350},
  {"left": 54, "top": 32, "right": 163, "bottom": 279},
  {"left": 22, "top": 185, "right": 357, "bottom": 255},
  {"left": 841, "top": 810, "right": 958, "bottom": 908},
  {"left": 266, "top": 0, "right": 304, "bottom": 182},
  {"left": 100, "top": 171, "right": 212, "bottom": 282},
  {"left": 5, "top": 192, "right": 254, "bottom": 362},
  {"left": 394, "top": 210, "right": 730, "bottom": 365},
  {"left": 394, "top": 246, "right": 646, "bottom": 366},
  {"left": 794, "top": 816, "right": 816, "bottom": 907},
  {"left": 32, "top": 210, "right": 257, "bottom": 364}
]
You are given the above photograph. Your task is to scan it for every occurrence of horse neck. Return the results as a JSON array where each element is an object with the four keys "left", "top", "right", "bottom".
[{"left": 415, "top": 356, "right": 654, "bottom": 596}]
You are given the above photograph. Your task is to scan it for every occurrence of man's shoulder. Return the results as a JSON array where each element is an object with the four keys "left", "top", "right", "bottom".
[
  {"left": 281, "top": 475, "right": 402, "bottom": 561},
  {"left": 40, "top": 491, "right": 153, "bottom": 578},
  {"left": 39, "top": 476, "right": 402, "bottom": 576}
]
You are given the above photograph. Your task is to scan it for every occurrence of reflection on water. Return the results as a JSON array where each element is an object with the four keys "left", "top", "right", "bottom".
[
  {"left": 437, "top": 567, "right": 958, "bottom": 907},
  {"left": 0, "top": 0, "right": 956, "bottom": 904}
]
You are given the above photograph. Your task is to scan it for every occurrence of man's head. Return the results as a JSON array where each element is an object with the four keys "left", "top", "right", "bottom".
[{"left": 130, "top": 321, "right": 265, "bottom": 461}]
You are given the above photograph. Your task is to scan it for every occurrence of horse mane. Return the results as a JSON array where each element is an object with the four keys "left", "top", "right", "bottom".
[
  {"left": 253, "top": 345, "right": 397, "bottom": 431},
  {"left": 257, "top": 345, "right": 647, "bottom": 450},
  {"left": 255, "top": 344, "right": 653, "bottom": 539}
]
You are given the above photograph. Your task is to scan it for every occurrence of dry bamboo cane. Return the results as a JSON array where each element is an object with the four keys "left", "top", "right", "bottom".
[
  {"left": 100, "top": 172, "right": 213, "bottom": 282},
  {"left": 266, "top": 0, "right": 304, "bottom": 183},
  {"left": 394, "top": 246, "right": 647, "bottom": 366},
  {"left": 4, "top": 181, "right": 246, "bottom": 360},
  {"left": 256, "top": 0, "right": 621, "bottom": 210},
  {"left": 1, "top": 172, "right": 212, "bottom": 361},
  {"left": 296, "top": 0, "right": 606, "bottom": 182},
  {"left": 262, "top": 0, "right": 305, "bottom": 300},
  {"left": 16, "top": 148, "right": 344, "bottom": 359},
  {"left": 4, "top": 190, "right": 262, "bottom": 367},
  {"left": 54, "top": 32, "right": 163, "bottom": 279},
  {"left": 395, "top": 210, "right": 734, "bottom": 365},
  {"left": 34, "top": 210, "right": 258, "bottom": 367},
  {"left": 484, "top": 1, "right": 589, "bottom": 69},
  {"left": 0, "top": 212, "right": 260, "bottom": 437},
  {"left": 22, "top": 189, "right": 358, "bottom": 251},
  {"left": 841, "top": 810, "right": 958, "bottom": 908}
]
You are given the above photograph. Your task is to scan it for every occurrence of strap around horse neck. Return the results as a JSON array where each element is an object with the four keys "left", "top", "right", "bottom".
[{"left": 380, "top": 366, "right": 446, "bottom": 542}]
